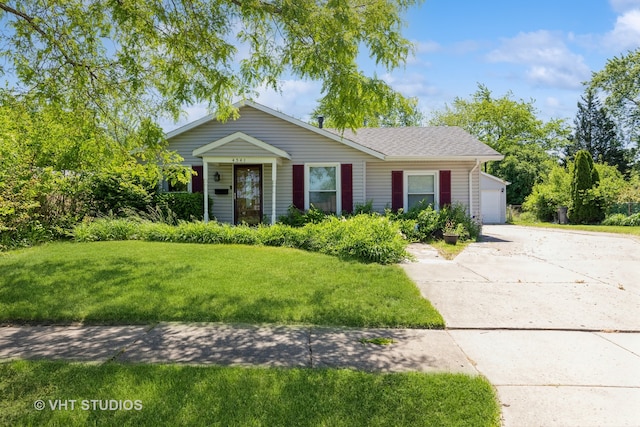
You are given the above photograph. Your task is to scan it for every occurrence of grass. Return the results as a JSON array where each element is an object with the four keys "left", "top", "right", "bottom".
[
  {"left": 428, "top": 240, "right": 473, "bottom": 260},
  {"left": 0, "top": 360, "right": 500, "bottom": 427},
  {"left": 512, "top": 219, "right": 640, "bottom": 236},
  {"left": 0, "top": 241, "right": 443, "bottom": 328}
]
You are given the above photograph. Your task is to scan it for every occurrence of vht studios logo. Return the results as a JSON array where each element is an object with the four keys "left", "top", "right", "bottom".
[{"left": 34, "top": 399, "right": 143, "bottom": 411}]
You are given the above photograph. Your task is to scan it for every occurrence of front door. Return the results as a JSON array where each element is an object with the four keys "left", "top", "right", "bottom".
[{"left": 234, "top": 165, "right": 262, "bottom": 225}]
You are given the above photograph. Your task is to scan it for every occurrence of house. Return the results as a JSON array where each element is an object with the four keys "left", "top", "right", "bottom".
[{"left": 164, "top": 100, "right": 503, "bottom": 224}]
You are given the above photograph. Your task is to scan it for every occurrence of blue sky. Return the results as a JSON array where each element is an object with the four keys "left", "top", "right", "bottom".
[{"left": 171, "top": 0, "right": 640, "bottom": 131}]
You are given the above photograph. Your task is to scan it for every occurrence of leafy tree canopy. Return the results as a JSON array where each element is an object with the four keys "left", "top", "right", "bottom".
[
  {"left": 0, "top": 0, "right": 421, "bottom": 136},
  {"left": 428, "top": 83, "right": 570, "bottom": 153},
  {"left": 311, "top": 92, "right": 424, "bottom": 128},
  {"left": 566, "top": 88, "right": 629, "bottom": 173},
  {"left": 589, "top": 48, "right": 640, "bottom": 148},
  {"left": 428, "top": 84, "right": 571, "bottom": 204}
]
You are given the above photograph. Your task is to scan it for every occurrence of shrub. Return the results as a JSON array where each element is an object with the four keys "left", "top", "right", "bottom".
[
  {"left": 72, "top": 215, "right": 408, "bottom": 264},
  {"left": 603, "top": 213, "right": 640, "bottom": 226},
  {"left": 154, "top": 192, "right": 211, "bottom": 221},
  {"left": 277, "top": 205, "right": 327, "bottom": 227},
  {"left": 569, "top": 150, "right": 604, "bottom": 224}
]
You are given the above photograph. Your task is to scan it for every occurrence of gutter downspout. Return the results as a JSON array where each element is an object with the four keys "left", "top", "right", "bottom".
[{"left": 469, "top": 159, "right": 480, "bottom": 220}]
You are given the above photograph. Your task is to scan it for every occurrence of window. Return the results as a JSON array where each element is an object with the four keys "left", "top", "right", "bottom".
[
  {"left": 405, "top": 172, "right": 437, "bottom": 210},
  {"left": 306, "top": 164, "right": 341, "bottom": 213}
]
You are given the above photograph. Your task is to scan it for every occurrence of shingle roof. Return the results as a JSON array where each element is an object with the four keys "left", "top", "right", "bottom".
[{"left": 327, "top": 126, "right": 503, "bottom": 160}]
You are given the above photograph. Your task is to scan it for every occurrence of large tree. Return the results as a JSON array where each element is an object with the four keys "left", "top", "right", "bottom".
[
  {"left": 590, "top": 48, "right": 640, "bottom": 169},
  {"left": 569, "top": 150, "right": 603, "bottom": 224},
  {"left": 0, "top": 0, "right": 421, "bottom": 137},
  {"left": 311, "top": 93, "right": 424, "bottom": 128},
  {"left": 566, "top": 88, "right": 629, "bottom": 173},
  {"left": 428, "top": 84, "right": 570, "bottom": 204}
]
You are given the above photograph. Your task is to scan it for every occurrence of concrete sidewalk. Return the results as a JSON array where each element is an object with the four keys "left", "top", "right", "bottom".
[{"left": 0, "top": 323, "right": 475, "bottom": 374}]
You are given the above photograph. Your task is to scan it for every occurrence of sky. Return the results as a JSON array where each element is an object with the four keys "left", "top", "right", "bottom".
[{"left": 169, "top": 1, "right": 639, "bottom": 131}]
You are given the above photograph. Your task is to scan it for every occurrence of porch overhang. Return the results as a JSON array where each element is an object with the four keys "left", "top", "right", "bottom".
[{"left": 192, "top": 133, "right": 290, "bottom": 226}]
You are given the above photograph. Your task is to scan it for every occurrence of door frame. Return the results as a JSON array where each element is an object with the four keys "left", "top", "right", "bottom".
[{"left": 233, "top": 164, "right": 263, "bottom": 224}]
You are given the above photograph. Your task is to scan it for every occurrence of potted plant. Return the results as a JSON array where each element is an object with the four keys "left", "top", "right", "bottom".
[{"left": 442, "top": 220, "right": 459, "bottom": 245}]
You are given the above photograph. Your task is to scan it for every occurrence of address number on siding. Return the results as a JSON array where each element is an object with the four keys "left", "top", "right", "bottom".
[{"left": 232, "top": 158, "right": 247, "bottom": 163}]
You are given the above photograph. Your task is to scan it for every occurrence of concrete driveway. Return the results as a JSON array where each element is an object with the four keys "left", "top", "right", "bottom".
[{"left": 402, "top": 225, "right": 640, "bottom": 427}]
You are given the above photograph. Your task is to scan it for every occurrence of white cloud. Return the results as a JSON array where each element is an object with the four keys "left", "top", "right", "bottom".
[
  {"left": 254, "top": 79, "right": 321, "bottom": 121},
  {"left": 486, "top": 30, "right": 590, "bottom": 89},
  {"left": 414, "top": 40, "right": 441, "bottom": 54},
  {"left": 382, "top": 73, "right": 440, "bottom": 98},
  {"left": 603, "top": 9, "right": 640, "bottom": 50},
  {"left": 610, "top": 0, "right": 640, "bottom": 13}
]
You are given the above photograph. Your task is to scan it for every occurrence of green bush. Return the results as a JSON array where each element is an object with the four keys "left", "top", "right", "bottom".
[
  {"left": 72, "top": 215, "right": 408, "bottom": 264},
  {"left": 602, "top": 213, "right": 640, "bottom": 226},
  {"left": 278, "top": 205, "right": 327, "bottom": 227},
  {"left": 154, "top": 192, "right": 211, "bottom": 221}
]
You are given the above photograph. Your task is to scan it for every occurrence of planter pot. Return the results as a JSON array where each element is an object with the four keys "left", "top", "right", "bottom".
[{"left": 443, "top": 234, "right": 459, "bottom": 245}]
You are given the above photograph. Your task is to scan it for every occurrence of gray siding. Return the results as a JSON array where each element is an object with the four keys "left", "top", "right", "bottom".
[
  {"left": 167, "top": 106, "right": 374, "bottom": 221},
  {"left": 365, "top": 161, "right": 482, "bottom": 220}
]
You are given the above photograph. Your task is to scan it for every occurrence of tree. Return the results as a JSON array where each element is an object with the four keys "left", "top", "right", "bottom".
[
  {"left": 311, "top": 93, "right": 424, "bottom": 128},
  {"left": 0, "top": 0, "right": 420, "bottom": 136},
  {"left": 428, "top": 84, "right": 570, "bottom": 204},
  {"left": 569, "top": 150, "right": 603, "bottom": 224},
  {"left": 566, "top": 88, "right": 629, "bottom": 173},
  {"left": 590, "top": 48, "right": 640, "bottom": 169}
]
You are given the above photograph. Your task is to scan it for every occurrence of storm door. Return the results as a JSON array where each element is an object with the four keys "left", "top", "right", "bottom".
[{"left": 234, "top": 165, "right": 262, "bottom": 225}]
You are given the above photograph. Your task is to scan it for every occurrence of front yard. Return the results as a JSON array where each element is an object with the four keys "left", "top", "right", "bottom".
[
  {"left": 0, "top": 240, "right": 443, "bottom": 328},
  {"left": 0, "top": 241, "right": 503, "bottom": 426}
]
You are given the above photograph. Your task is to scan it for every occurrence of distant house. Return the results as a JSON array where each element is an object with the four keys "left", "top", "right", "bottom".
[{"left": 164, "top": 101, "right": 503, "bottom": 224}]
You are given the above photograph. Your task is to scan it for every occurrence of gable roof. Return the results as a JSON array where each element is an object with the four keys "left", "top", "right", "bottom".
[
  {"left": 329, "top": 127, "right": 503, "bottom": 161},
  {"left": 166, "top": 100, "right": 502, "bottom": 162},
  {"left": 192, "top": 131, "right": 291, "bottom": 159}
]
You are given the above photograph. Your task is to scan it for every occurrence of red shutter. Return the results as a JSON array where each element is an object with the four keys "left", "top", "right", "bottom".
[
  {"left": 292, "top": 165, "right": 305, "bottom": 210},
  {"left": 341, "top": 163, "right": 353, "bottom": 214},
  {"left": 439, "top": 170, "right": 451, "bottom": 208},
  {"left": 192, "top": 165, "right": 204, "bottom": 193},
  {"left": 391, "top": 171, "right": 403, "bottom": 211}
]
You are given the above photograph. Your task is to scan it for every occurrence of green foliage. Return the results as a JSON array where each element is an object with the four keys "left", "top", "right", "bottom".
[
  {"left": 566, "top": 88, "right": 629, "bottom": 173},
  {"left": 312, "top": 93, "right": 424, "bottom": 128},
  {"left": 602, "top": 213, "right": 640, "bottom": 226},
  {"left": 385, "top": 203, "right": 479, "bottom": 242},
  {"left": 570, "top": 150, "right": 605, "bottom": 224},
  {"left": 590, "top": 48, "right": 640, "bottom": 162},
  {"left": 154, "top": 192, "right": 211, "bottom": 222},
  {"left": 86, "top": 166, "right": 158, "bottom": 216},
  {"left": 73, "top": 215, "right": 409, "bottom": 264},
  {"left": 278, "top": 205, "right": 328, "bottom": 227},
  {"left": 1, "top": 0, "right": 420, "bottom": 133},
  {"left": 428, "top": 84, "right": 570, "bottom": 204},
  {"left": 523, "top": 165, "right": 572, "bottom": 221}
]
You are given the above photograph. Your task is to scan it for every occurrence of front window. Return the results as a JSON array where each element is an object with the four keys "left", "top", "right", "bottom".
[
  {"left": 306, "top": 164, "right": 340, "bottom": 213},
  {"left": 405, "top": 172, "right": 436, "bottom": 210}
]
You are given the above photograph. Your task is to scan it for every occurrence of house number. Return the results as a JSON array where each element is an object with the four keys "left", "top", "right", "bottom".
[{"left": 232, "top": 158, "right": 247, "bottom": 163}]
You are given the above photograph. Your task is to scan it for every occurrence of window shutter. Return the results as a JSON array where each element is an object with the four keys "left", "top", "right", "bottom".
[
  {"left": 391, "top": 171, "right": 403, "bottom": 211},
  {"left": 292, "top": 165, "right": 305, "bottom": 210},
  {"left": 439, "top": 170, "right": 451, "bottom": 208},
  {"left": 192, "top": 165, "right": 204, "bottom": 193},
  {"left": 341, "top": 163, "right": 353, "bottom": 214}
]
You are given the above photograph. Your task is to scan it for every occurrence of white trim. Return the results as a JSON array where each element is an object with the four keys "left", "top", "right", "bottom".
[
  {"left": 203, "top": 162, "right": 209, "bottom": 222},
  {"left": 304, "top": 163, "right": 341, "bottom": 213},
  {"left": 403, "top": 171, "right": 439, "bottom": 211},
  {"left": 168, "top": 100, "right": 386, "bottom": 160},
  {"left": 193, "top": 131, "right": 291, "bottom": 159},
  {"left": 202, "top": 156, "right": 283, "bottom": 165},
  {"left": 480, "top": 171, "right": 511, "bottom": 185}
]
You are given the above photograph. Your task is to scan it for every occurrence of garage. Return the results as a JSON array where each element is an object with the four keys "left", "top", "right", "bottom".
[{"left": 480, "top": 172, "right": 508, "bottom": 224}]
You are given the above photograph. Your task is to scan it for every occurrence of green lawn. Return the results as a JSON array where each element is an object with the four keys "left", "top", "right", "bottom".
[
  {"left": 0, "top": 360, "right": 500, "bottom": 427},
  {"left": 0, "top": 241, "right": 443, "bottom": 328}
]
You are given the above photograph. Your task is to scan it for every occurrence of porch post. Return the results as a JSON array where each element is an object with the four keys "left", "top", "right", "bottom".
[
  {"left": 271, "top": 160, "right": 277, "bottom": 224},
  {"left": 203, "top": 160, "right": 209, "bottom": 222}
]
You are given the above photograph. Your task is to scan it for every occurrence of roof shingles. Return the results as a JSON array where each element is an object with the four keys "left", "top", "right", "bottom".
[{"left": 327, "top": 126, "right": 502, "bottom": 159}]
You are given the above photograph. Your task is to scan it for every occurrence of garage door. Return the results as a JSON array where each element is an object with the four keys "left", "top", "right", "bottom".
[{"left": 481, "top": 190, "right": 502, "bottom": 224}]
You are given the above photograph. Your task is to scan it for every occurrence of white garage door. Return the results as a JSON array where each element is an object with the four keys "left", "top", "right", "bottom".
[{"left": 481, "top": 190, "right": 502, "bottom": 224}]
